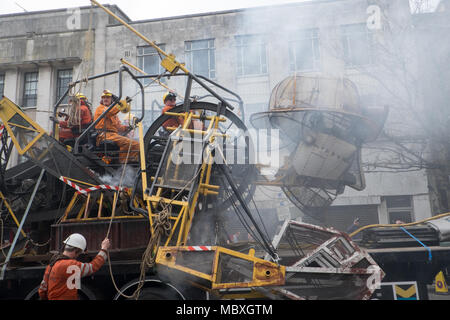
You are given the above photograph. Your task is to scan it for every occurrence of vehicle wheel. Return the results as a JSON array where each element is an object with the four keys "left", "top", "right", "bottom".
[
  {"left": 143, "top": 102, "right": 256, "bottom": 210},
  {"left": 113, "top": 278, "right": 185, "bottom": 300}
]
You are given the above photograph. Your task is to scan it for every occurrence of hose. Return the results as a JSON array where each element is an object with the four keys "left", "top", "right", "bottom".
[{"left": 349, "top": 211, "right": 450, "bottom": 237}]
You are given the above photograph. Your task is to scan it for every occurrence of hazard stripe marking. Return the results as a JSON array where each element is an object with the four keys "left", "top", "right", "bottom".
[
  {"left": 59, "top": 176, "right": 128, "bottom": 194},
  {"left": 187, "top": 246, "right": 212, "bottom": 251}
]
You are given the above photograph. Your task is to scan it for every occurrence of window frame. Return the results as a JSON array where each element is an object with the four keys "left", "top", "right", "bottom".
[
  {"left": 385, "top": 195, "right": 414, "bottom": 224},
  {"left": 288, "top": 28, "right": 321, "bottom": 73},
  {"left": 56, "top": 69, "right": 73, "bottom": 105},
  {"left": 184, "top": 39, "right": 216, "bottom": 79},
  {"left": 136, "top": 44, "right": 166, "bottom": 86},
  {"left": 0, "top": 73, "right": 5, "bottom": 97},
  {"left": 235, "top": 34, "right": 268, "bottom": 77},
  {"left": 341, "top": 23, "right": 375, "bottom": 68},
  {"left": 23, "top": 71, "right": 39, "bottom": 108}
]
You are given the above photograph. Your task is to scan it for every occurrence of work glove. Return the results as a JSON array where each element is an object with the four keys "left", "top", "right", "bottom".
[{"left": 117, "top": 96, "right": 132, "bottom": 114}]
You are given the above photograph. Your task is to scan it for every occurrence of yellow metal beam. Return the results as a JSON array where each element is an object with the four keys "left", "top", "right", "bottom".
[
  {"left": 156, "top": 246, "right": 286, "bottom": 290},
  {"left": 120, "top": 58, "right": 184, "bottom": 99},
  {"left": 91, "top": 0, "right": 189, "bottom": 74},
  {"left": 163, "top": 112, "right": 226, "bottom": 122},
  {"left": 0, "top": 97, "right": 46, "bottom": 155}
]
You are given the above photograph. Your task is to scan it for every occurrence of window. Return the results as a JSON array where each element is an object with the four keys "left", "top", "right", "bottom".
[
  {"left": 137, "top": 45, "right": 166, "bottom": 85},
  {"left": 56, "top": 69, "right": 73, "bottom": 104},
  {"left": 23, "top": 72, "right": 38, "bottom": 108},
  {"left": 0, "top": 74, "right": 4, "bottom": 97},
  {"left": 385, "top": 195, "right": 413, "bottom": 224},
  {"left": 185, "top": 39, "right": 215, "bottom": 79},
  {"left": 341, "top": 24, "right": 374, "bottom": 67},
  {"left": 236, "top": 35, "right": 267, "bottom": 76},
  {"left": 289, "top": 29, "right": 321, "bottom": 72}
]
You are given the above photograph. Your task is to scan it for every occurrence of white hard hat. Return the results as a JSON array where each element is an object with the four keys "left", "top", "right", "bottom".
[{"left": 63, "top": 233, "right": 87, "bottom": 251}]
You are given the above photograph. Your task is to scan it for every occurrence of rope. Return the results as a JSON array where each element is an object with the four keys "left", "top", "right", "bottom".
[
  {"left": 73, "top": 8, "right": 94, "bottom": 93},
  {"left": 107, "top": 200, "right": 171, "bottom": 300},
  {"left": 106, "top": 131, "right": 208, "bottom": 299},
  {"left": 104, "top": 133, "right": 139, "bottom": 299},
  {"left": 103, "top": 127, "right": 167, "bottom": 300},
  {"left": 27, "top": 237, "right": 51, "bottom": 248},
  {"left": 67, "top": 97, "right": 82, "bottom": 129}
]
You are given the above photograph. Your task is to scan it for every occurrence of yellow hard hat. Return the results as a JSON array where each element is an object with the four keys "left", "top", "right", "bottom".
[
  {"left": 76, "top": 93, "right": 87, "bottom": 100},
  {"left": 102, "top": 89, "right": 113, "bottom": 97},
  {"left": 163, "top": 92, "right": 176, "bottom": 103}
]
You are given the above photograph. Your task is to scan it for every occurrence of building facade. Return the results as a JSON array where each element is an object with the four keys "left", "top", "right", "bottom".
[{"left": 0, "top": 0, "right": 446, "bottom": 233}]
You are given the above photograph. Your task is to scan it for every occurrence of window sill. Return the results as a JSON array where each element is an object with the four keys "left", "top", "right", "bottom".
[
  {"left": 290, "top": 70, "right": 321, "bottom": 76},
  {"left": 344, "top": 64, "right": 376, "bottom": 74},
  {"left": 236, "top": 74, "right": 269, "bottom": 84}
]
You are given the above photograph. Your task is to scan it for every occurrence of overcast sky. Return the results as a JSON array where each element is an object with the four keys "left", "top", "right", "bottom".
[{"left": 1, "top": 0, "right": 314, "bottom": 20}]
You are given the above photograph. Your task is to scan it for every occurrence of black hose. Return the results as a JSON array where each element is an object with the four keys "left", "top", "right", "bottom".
[{"left": 217, "top": 164, "right": 278, "bottom": 260}]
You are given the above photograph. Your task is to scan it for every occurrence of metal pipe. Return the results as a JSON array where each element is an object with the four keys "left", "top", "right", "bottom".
[
  {"left": 73, "top": 91, "right": 121, "bottom": 154},
  {"left": 0, "top": 168, "right": 45, "bottom": 280},
  {"left": 73, "top": 65, "right": 145, "bottom": 154},
  {"left": 217, "top": 165, "right": 277, "bottom": 260},
  {"left": 90, "top": 0, "right": 189, "bottom": 74},
  {"left": 136, "top": 73, "right": 240, "bottom": 112},
  {"left": 90, "top": 1, "right": 241, "bottom": 114},
  {"left": 120, "top": 58, "right": 183, "bottom": 99},
  {"left": 52, "top": 70, "right": 120, "bottom": 139}
]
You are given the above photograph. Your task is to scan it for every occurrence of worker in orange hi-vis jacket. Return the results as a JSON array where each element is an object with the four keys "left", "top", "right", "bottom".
[
  {"left": 59, "top": 93, "right": 93, "bottom": 134},
  {"left": 50, "top": 93, "right": 93, "bottom": 143},
  {"left": 94, "top": 89, "right": 140, "bottom": 163},
  {"left": 38, "top": 234, "right": 110, "bottom": 300},
  {"left": 161, "top": 92, "right": 202, "bottom": 132}
]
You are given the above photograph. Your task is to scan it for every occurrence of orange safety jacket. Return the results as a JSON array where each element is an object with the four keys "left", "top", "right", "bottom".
[
  {"left": 60, "top": 104, "right": 93, "bottom": 130},
  {"left": 162, "top": 105, "right": 197, "bottom": 130},
  {"left": 94, "top": 104, "right": 127, "bottom": 135},
  {"left": 38, "top": 250, "right": 107, "bottom": 300},
  {"left": 94, "top": 103, "right": 139, "bottom": 163},
  {"left": 58, "top": 103, "right": 93, "bottom": 141},
  {"left": 162, "top": 105, "right": 183, "bottom": 129}
]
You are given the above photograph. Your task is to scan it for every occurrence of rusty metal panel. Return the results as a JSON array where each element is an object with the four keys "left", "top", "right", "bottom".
[
  {"left": 51, "top": 219, "right": 150, "bottom": 253},
  {"left": 267, "top": 220, "right": 385, "bottom": 300},
  {"left": 119, "top": 219, "right": 151, "bottom": 248}
]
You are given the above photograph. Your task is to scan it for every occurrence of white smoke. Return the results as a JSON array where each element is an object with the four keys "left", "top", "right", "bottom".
[{"left": 99, "top": 166, "right": 139, "bottom": 188}]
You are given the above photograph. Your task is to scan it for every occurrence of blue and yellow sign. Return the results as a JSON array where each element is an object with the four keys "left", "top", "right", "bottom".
[
  {"left": 371, "top": 282, "right": 420, "bottom": 300},
  {"left": 394, "top": 284, "right": 418, "bottom": 300},
  {"left": 435, "top": 271, "right": 448, "bottom": 294}
]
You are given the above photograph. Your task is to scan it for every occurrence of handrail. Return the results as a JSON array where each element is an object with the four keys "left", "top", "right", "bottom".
[
  {"left": 52, "top": 70, "right": 120, "bottom": 138},
  {"left": 73, "top": 65, "right": 145, "bottom": 154}
]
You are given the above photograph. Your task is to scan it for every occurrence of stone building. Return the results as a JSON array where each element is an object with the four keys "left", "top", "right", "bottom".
[{"left": 0, "top": 0, "right": 446, "bottom": 233}]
